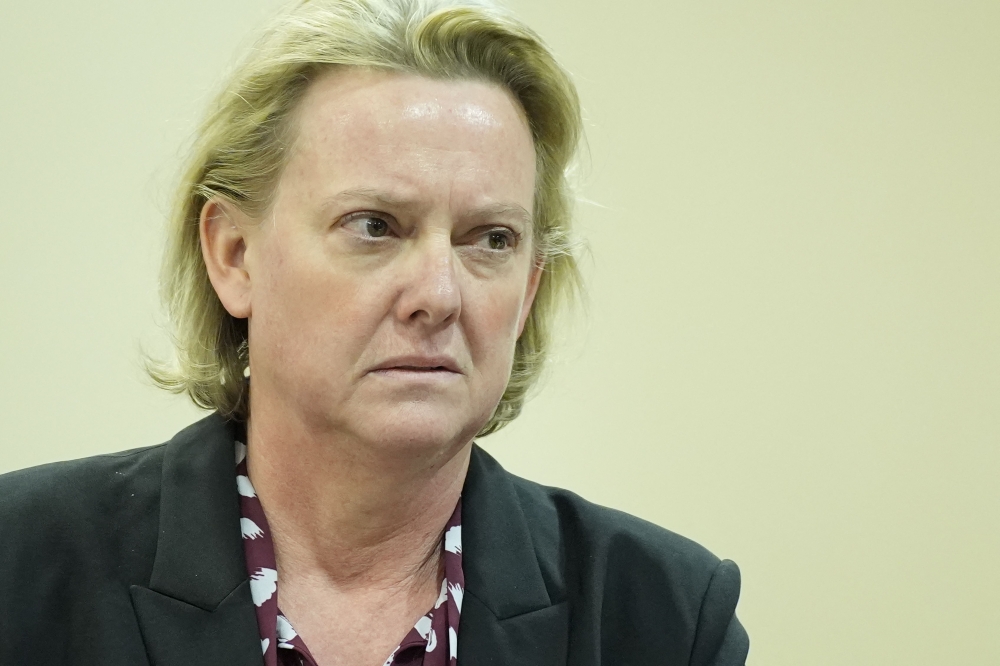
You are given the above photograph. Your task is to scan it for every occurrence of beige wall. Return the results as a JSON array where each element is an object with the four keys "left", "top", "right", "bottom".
[{"left": 1, "top": 1, "right": 998, "bottom": 663}]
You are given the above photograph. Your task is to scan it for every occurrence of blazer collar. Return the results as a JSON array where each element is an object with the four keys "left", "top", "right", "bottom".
[
  {"left": 458, "top": 445, "right": 569, "bottom": 665},
  {"left": 462, "top": 445, "right": 554, "bottom": 618},
  {"left": 130, "top": 414, "right": 263, "bottom": 666}
]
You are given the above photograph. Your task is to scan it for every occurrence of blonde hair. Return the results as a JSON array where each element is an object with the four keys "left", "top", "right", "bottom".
[{"left": 149, "top": 0, "right": 582, "bottom": 436}]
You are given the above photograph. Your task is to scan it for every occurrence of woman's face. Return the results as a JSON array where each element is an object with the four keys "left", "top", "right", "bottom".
[{"left": 239, "top": 68, "right": 540, "bottom": 453}]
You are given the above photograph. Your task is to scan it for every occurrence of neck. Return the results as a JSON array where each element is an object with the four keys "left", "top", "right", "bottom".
[{"left": 244, "top": 402, "right": 471, "bottom": 591}]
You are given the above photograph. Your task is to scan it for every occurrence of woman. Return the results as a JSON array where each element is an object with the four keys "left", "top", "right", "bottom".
[{"left": 0, "top": 1, "right": 749, "bottom": 664}]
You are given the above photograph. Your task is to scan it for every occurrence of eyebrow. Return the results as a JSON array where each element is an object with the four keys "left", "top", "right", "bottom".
[
  {"left": 326, "top": 187, "right": 414, "bottom": 210},
  {"left": 325, "top": 187, "right": 533, "bottom": 226}
]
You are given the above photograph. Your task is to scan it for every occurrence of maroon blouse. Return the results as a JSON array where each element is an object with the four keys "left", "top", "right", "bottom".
[{"left": 234, "top": 440, "right": 465, "bottom": 666}]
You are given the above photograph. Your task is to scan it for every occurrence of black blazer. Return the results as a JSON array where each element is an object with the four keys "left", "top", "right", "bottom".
[{"left": 0, "top": 414, "right": 749, "bottom": 665}]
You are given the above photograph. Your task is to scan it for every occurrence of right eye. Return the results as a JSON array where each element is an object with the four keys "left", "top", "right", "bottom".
[{"left": 341, "top": 213, "right": 395, "bottom": 239}]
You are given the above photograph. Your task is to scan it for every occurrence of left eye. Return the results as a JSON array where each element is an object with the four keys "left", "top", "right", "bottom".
[
  {"left": 482, "top": 229, "right": 516, "bottom": 251},
  {"left": 365, "top": 218, "right": 389, "bottom": 237}
]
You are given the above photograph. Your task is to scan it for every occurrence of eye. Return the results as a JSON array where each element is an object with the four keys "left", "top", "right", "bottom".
[
  {"left": 476, "top": 228, "right": 518, "bottom": 252},
  {"left": 488, "top": 231, "right": 509, "bottom": 250},
  {"left": 341, "top": 212, "right": 395, "bottom": 239},
  {"left": 366, "top": 217, "right": 389, "bottom": 238}
]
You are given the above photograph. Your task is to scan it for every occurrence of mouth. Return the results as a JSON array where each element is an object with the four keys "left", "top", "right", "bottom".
[{"left": 368, "top": 356, "right": 463, "bottom": 375}]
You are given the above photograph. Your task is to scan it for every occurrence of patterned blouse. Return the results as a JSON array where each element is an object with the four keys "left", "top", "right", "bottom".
[{"left": 234, "top": 440, "right": 465, "bottom": 666}]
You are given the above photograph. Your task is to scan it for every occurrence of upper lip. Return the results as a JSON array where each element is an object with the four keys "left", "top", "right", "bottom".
[{"left": 369, "top": 355, "right": 462, "bottom": 374}]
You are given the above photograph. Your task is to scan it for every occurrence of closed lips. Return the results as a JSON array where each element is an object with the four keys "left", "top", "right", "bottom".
[{"left": 370, "top": 357, "right": 462, "bottom": 374}]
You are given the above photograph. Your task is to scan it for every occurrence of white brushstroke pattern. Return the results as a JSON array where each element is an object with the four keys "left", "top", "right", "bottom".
[
  {"left": 236, "top": 475, "right": 256, "bottom": 497},
  {"left": 241, "top": 518, "right": 264, "bottom": 540},
  {"left": 444, "top": 525, "right": 462, "bottom": 554},
  {"left": 448, "top": 581, "right": 464, "bottom": 612},
  {"left": 249, "top": 567, "right": 277, "bottom": 606}
]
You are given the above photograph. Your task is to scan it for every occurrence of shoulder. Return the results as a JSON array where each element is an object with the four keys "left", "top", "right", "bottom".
[
  {"left": 471, "top": 445, "right": 749, "bottom": 665},
  {"left": 0, "top": 442, "right": 165, "bottom": 501},
  {"left": 0, "top": 439, "right": 167, "bottom": 587},
  {"left": 509, "top": 465, "right": 737, "bottom": 595},
  {"left": 473, "top": 446, "right": 729, "bottom": 585},
  {"left": 0, "top": 415, "right": 243, "bottom": 663},
  {"left": 515, "top": 469, "right": 725, "bottom": 569},
  {"left": 0, "top": 414, "right": 229, "bottom": 540}
]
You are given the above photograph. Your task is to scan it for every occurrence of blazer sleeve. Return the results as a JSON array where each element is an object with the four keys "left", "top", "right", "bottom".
[{"left": 689, "top": 559, "right": 750, "bottom": 666}]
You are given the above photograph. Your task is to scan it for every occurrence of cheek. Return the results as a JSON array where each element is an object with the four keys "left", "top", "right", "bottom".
[
  {"left": 249, "top": 236, "right": 377, "bottom": 371},
  {"left": 464, "top": 278, "right": 529, "bottom": 369}
]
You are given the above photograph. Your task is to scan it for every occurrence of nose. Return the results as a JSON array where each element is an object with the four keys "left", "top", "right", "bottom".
[{"left": 395, "top": 231, "right": 461, "bottom": 328}]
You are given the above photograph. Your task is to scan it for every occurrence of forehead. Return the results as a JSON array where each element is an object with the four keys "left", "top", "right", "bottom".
[{"left": 281, "top": 67, "right": 536, "bottom": 207}]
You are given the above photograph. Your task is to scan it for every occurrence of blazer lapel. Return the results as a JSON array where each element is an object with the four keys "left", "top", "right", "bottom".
[
  {"left": 129, "top": 415, "right": 263, "bottom": 666},
  {"left": 458, "top": 446, "right": 569, "bottom": 666}
]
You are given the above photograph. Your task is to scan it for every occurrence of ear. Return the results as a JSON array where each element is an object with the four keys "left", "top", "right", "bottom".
[
  {"left": 200, "top": 197, "right": 253, "bottom": 319},
  {"left": 516, "top": 259, "right": 545, "bottom": 338}
]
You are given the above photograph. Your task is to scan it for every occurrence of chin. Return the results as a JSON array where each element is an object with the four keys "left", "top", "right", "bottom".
[{"left": 355, "top": 401, "right": 489, "bottom": 455}]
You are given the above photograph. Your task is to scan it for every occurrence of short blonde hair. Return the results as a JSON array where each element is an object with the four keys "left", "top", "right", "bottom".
[{"left": 149, "top": 0, "right": 582, "bottom": 435}]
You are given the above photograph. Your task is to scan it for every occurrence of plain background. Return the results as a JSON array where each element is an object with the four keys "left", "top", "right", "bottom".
[{"left": 1, "top": 0, "right": 998, "bottom": 664}]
